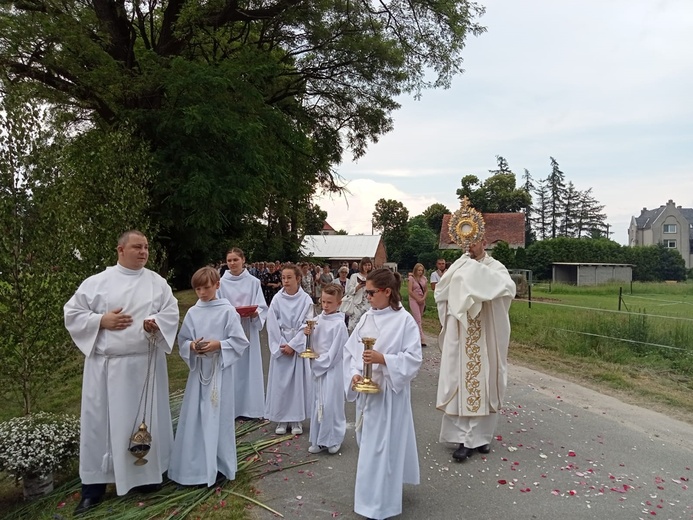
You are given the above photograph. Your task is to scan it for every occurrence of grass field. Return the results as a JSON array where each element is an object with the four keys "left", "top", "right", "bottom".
[{"left": 403, "top": 279, "right": 693, "bottom": 421}]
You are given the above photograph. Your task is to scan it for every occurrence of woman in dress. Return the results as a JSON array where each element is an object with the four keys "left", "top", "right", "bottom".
[
  {"left": 217, "top": 247, "right": 268, "bottom": 419},
  {"left": 407, "top": 262, "right": 428, "bottom": 347},
  {"left": 340, "top": 257, "right": 373, "bottom": 333}
]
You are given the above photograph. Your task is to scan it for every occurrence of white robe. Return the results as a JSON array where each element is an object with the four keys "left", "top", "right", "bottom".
[
  {"left": 168, "top": 298, "right": 249, "bottom": 486},
  {"left": 340, "top": 273, "right": 371, "bottom": 333},
  {"left": 344, "top": 306, "right": 422, "bottom": 520},
  {"left": 64, "top": 264, "right": 179, "bottom": 495},
  {"left": 264, "top": 288, "right": 313, "bottom": 422},
  {"left": 217, "top": 269, "right": 268, "bottom": 418},
  {"left": 435, "top": 254, "right": 515, "bottom": 446},
  {"left": 308, "top": 311, "right": 348, "bottom": 448}
]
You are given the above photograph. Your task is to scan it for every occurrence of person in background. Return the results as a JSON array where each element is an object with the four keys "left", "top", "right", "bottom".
[
  {"left": 300, "top": 262, "right": 315, "bottom": 303},
  {"left": 169, "top": 267, "right": 249, "bottom": 487},
  {"left": 64, "top": 230, "right": 179, "bottom": 515},
  {"left": 340, "top": 256, "right": 373, "bottom": 333},
  {"left": 254, "top": 261, "right": 267, "bottom": 279},
  {"left": 429, "top": 258, "right": 447, "bottom": 291},
  {"left": 334, "top": 266, "right": 349, "bottom": 292},
  {"left": 348, "top": 261, "right": 359, "bottom": 278},
  {"left": 407, "top": 263, "right": 428, "bottom": 347},
  {"left": 261, "top": 262, "right": 282, "bottom": 305}
]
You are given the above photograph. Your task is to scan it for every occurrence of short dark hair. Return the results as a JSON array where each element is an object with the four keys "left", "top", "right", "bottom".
[{"left": 118, "top": 230, "right": 146, "bottom": 247}]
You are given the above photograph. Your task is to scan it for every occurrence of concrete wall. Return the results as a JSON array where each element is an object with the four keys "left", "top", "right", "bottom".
[{"left": 577, "top": 265, "right": 632, "bottom": 286}]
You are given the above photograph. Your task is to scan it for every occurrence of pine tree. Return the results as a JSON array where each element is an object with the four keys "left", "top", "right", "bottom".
[{"left": 547, "top": 157, "right": 566, "bottom": 238}]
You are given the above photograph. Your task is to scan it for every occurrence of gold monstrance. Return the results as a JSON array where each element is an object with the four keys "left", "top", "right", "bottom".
[
  {"left": 299, "top": 318, "right": 319, "bottom": 359},
  {"left": 448, "top": 196, "right": 486, "bottom": 252},
  {"left": 354, "top": 314, "right": 380, "bottom": 394}
]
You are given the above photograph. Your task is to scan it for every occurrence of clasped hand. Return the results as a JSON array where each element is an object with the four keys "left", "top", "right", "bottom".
[
  {"left": 280, "top": 344, "right": 295, "bottom": 356},
  {"left": 192, "top": 337, "right": 220, "bottom": 354}
]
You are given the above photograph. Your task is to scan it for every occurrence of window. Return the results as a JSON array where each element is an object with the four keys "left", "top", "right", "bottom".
[
  {"left": 663, "top": 224, "right": 677, "bottom": 233},
  {"left": 663, "top": 239, "right": 677, "bottom": 248}
]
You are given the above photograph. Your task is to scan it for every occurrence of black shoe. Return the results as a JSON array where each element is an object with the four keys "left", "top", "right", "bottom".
[
  {"left": 452, "top": 443, "right": 473, "bottom": 461},
  {"left": 421, "top": 343, "right": 427, "bottom": 347},
  {"left": 132, "top": 483, "right": 162, "bottom": 493},
  {"left": 477, "top": 444, "right": 491, "bottom": 454},
  {"left": 74, "top": 496, "right": 103, "bottom": 516}
]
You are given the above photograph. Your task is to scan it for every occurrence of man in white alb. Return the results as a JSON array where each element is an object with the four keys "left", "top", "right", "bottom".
[
  {"left": 435, "top": 200, "right": 516, "bottom": 462},
  {"left": 64, "top": 230, "right": 179, "bottom": 514}
]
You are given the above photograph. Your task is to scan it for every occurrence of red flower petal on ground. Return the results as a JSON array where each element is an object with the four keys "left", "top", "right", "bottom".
[
  {"left": 498, "top": 480, "right": 507, "bottom": 485},
  {"left": 496, "top": 435, "right": 503, "bottom": 441},
  {"left": 568, "top": 451, "right": 576, "bottom": 457}
]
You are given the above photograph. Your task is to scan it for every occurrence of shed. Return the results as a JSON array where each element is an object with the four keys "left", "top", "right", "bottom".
[
  {"left": 300, "top": 234, "right": 387, "bottom": 268},
  {"left": 552, "top": 263, "right": 633, "bottom": 286}
]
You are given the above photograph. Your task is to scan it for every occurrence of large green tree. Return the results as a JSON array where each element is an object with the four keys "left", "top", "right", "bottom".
[
  {"left": 455, "top": 156, "right": 531, "bottom": 213},
  {"left": 0, "top": 94, "right": 152, "bottom": 414},
  {"left": 1, "top": 0, "right": 486, "bottom": 282},
  {"left": 372, "top": 198, "right": 409, "bottom": 263}
]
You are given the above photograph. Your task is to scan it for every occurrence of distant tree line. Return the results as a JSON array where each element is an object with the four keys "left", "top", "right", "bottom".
[
  {"left": 456, "top": 155, "right": 608, "bottom": 245},
  {"left": 371, "top": 155, "right": 686, "bottom": 281},
  {"left": 492, "top": 238, "right": 687, "bottom": 282}
]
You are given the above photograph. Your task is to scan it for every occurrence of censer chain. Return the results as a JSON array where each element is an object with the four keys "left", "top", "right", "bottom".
[{"left": 132, "top": 333, "right": 158, "bottom": 435}]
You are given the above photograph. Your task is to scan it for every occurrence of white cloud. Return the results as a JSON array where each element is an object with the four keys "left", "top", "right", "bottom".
[
  {"left": 327, "top": 0, "right": 693, "bottom": 248},
  {"left": 314, "top": 179, "right": 439, "bottom": 235}
]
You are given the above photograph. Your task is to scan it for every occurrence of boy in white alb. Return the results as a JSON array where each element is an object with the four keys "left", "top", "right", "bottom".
[
  {"left": 304, "top": 284, "right": 349, "bottom": 454},
  {"left": 169, "top": 267, "right": 249, "bottom": 487}
]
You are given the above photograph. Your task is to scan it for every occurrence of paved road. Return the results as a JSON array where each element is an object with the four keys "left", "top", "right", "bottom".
[{"left": 248, "top": 330, "right": 693, "bottom": 520}]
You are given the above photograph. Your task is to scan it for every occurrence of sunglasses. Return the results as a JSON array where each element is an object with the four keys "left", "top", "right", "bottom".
[{"left": 364, "top": 289, "right": 384, "bottom": 297}]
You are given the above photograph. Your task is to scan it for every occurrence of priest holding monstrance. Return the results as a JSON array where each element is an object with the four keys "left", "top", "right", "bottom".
[
  {"left": 435, "top": 198, "right": 516, "bottom": 462},
  {"left": 64, "top": 231, "right": 179, "bottom": 514}
]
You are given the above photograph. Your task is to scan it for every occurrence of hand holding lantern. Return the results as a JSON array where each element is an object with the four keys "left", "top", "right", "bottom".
[{"left": 353, "top": 314, "right": 380, "bottom": 394}]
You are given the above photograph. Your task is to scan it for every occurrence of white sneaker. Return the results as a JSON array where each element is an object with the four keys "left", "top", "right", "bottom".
[
  {"left": 275, "top": 423, "right": 287, "bottom": 435},
  {"left": 291, "top": 422, "right": 303, "bottom": 435},
  {"left": 328, "top": 443, "right": 341, "bottom": 454},
  {"left": 308, "top": 445, "right": 326, "bottom": 454}
]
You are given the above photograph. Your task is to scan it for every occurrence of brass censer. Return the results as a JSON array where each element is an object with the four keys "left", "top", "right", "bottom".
[
  {"left": 129, "top": 333, "right": 158, "bottom": 465},
  {"left": 129, "top": 422, "right": 152, "bottom": 466},
  {"left": 354, "top": 314, "right": 380, "bottom": 394},
  {"left": 299, "top": 318, "right": 319, "bottom": 359}
]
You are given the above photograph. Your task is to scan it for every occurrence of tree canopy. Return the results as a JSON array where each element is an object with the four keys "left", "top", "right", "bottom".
[{"left": 0, "top": 0, "right": 486, "bottom": 282}]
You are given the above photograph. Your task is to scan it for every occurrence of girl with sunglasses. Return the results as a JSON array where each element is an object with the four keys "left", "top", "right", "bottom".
[{"left": 343, "top": 268, "right": 422, "bottom": 520}]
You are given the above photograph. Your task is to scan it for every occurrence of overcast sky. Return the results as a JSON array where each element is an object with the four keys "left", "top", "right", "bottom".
[{"left": 315, "top": 0, "right": 693, "bottom": 245}]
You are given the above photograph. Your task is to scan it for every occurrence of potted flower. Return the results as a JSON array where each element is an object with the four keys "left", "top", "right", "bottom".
[{"left": 0, "top": 411, "right": 80, "bottom": 499}]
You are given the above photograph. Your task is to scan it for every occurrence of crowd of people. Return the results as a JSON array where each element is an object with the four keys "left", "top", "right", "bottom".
[{"left": 64, "top": 205, "right": 515, "bottom": 520}]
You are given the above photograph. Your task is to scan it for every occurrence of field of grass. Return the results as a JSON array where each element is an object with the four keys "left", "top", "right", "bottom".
[{"left": 402, "top": 279, "right": 693, "bottom": 421}]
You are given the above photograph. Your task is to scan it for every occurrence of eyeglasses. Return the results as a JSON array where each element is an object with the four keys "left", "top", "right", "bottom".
[{"left": 364, "top": 289, "right": 384, "bottom": 297}]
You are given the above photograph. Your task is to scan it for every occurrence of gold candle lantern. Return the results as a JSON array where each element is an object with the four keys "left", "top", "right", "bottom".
[
  {"left": 299, "top": 319, "right": 319, "bottom": 359},
  {"left": 354, "top": 314, "right": 380, "bottom": 394}
]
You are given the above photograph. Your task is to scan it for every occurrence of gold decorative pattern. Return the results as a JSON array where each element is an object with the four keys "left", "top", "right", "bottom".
[
  {"left": 449, "top": 196, "right": 486, "bottom": 251},
  {"left": 464, "top": 312, "right": 482, "bottom": 413}
]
